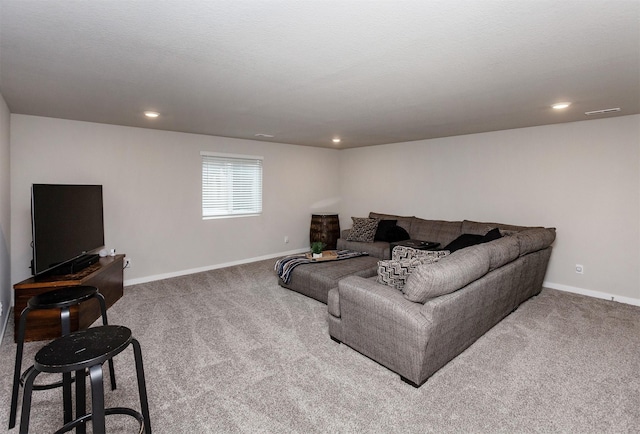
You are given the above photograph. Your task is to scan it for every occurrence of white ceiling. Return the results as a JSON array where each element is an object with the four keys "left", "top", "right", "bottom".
[{"left": 1, "top": 0, "right": 638, "bottom": 149}]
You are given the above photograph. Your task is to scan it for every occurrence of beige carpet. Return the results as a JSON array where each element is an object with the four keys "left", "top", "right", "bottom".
[{"left": 1, "top": 258, "right": 638, "bottom": 433}]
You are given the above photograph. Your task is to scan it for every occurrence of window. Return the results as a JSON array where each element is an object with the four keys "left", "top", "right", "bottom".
[{"left": 201, "top": 152, "right": 263, "bottom": 219}]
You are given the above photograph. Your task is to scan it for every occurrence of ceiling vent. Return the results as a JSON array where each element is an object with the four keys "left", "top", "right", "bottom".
[{"left": 584, "top": 108, "right": 621, "bottom": 116}]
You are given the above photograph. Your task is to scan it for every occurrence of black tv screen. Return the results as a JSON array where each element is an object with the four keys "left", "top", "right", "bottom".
[{"left": 31, "top": 184, "right": 105, "bottom": 276}]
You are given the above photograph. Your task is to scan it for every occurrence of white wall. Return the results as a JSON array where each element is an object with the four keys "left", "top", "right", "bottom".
[
  {"left": 0, "top": 93, "right": 11, "bottom": 337},
  {"left": 9, "top": 114, "right": 640, "bottom": 304},
  {"left": 10, "top": 115, "right": 341, "bottom": 285},
  {"left": 339, "top": 115, "right": 640, "bottom": 303}
]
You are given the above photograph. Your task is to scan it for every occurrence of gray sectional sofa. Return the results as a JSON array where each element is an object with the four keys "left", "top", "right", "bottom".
[{"left": 329, "top": 212, "right": 556, "bottom": 387}]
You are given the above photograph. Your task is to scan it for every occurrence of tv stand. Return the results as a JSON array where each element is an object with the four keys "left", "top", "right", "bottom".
[{"left": 13, "top": 254, "right": 125, "bottom": 342}]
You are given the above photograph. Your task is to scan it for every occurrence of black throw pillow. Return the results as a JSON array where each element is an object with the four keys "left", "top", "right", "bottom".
[
  {"left": 443, "top": 233, "right": 485, "bottom": 252},
  {"left": 374, "top": 220, "right": 398, "bottom": 241},
  {"left": 483, "top": 227, "right": 502, "bottom": 242},
  {"left": 444, "top": 227, "right": 503, "bottom": 253},
  {"left": 384, "top": 225, "right": 411, "bottom": 242}
]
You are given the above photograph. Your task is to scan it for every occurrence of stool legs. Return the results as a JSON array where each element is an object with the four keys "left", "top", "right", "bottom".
[
  {"left": 9, "top": 307, "right": 29, "bottom": 428},
  {"left": 75, "top": 368, "right": 87, "bottom": 434},
  {"left": 10, "top": 306, "right": 76, "bottom": 429},
  {"left": 89, "top": 364, "right": 106, "bottom": 433},
  {"left": 96, "top": 293, "right": 117, "bottom": 391},
  {"left": 9, "top": 291, "right": 116, "bottom": 430},
  {"left": 20, "top": 340, "right": 152, "bottom": 434},
  {"left": 59, "top": 307, "right": 74, "bottom": 425},
  {"left": 132, "top": 338, "right": 152, "bottom": 433},
  {"left": 18, "top": 366, "right": 99, "bottom": 434},
  {"left": 19, "top": 363, "right": 39, "bottom": 433}
]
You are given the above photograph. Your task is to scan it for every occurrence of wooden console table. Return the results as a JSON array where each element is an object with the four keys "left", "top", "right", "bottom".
[{"left": 13, "top": 254, "right": 125, "bottom": 342}]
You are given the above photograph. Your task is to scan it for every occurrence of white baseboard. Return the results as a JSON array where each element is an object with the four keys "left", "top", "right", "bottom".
[
  {"left": 124, "top": 248, "right": 308, "bottom": 286},
  {"left": 543, "top": 281, "right": 640, "bottom": 307}
]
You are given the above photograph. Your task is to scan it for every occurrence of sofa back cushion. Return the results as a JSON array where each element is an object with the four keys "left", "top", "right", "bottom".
[
  {"left": 369, "top": 212, "right": 414, "bottom": 233},
  {"left": 515, "top": 228, "right": 556, "bottom": 256},
  {"left": 485, "top": 235, "right": 520, "bottom": 270},
  {"left": 403, "top": 245, "right": 490, "bottom": 303},
  {"left": 461, "top": 220, "right": 533, "bottom": 235},
  {"left": 409, "top": 218, "right": 463, "bottom": 247}
]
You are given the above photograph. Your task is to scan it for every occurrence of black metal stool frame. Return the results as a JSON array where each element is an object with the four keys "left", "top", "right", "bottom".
[
  {"left": 19, "top": 325, "right": 151, "bottom": 434},
  {"left": 9, "top": 286, "right": 117, "bottom": 430}
]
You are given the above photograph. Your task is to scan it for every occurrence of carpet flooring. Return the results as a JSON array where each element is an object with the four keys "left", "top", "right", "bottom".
[{"left": 1, "top": 258, "right": 638, "bottom": 433}]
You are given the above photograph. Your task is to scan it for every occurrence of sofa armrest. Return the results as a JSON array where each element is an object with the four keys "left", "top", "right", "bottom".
[
  {"left": 336, "top": 238, "right": 390, "bottom": 259},
  {"left": 337, "top": 276, "right": 432, "bottom": 383},
  {"left": 338, "top": 276, "right": 426, "bottom": 321}
]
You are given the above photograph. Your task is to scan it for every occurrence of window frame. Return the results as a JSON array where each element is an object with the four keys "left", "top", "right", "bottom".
[{"left": 201, "top": 151, "right": 263, "bottom": 220}]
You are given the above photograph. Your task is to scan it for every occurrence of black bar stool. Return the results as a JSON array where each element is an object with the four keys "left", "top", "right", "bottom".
[
  {"left": 9, "top": 286, "right": 117, "bottom": 429},
  {"left": 20, "top": 325, "right": 152, "bottom": 434}
]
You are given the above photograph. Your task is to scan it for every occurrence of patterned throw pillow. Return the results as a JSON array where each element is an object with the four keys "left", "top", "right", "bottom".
[
  {"left": 346, "top": 217, "right": 380, "bottom": 242},
  {"left": 377, "top": 256, "right": 438, "bottom": 291},
  {"left": 392, "top": 246, "right": 450, "bottom": 261}
]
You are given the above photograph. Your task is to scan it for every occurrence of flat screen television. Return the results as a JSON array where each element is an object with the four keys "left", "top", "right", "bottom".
[{"left": 31, "top": 184, "right": 105, "bottom": 277}]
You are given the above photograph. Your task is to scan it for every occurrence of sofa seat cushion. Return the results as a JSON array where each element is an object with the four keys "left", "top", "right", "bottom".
[
  {"left": 279, "top": 255, "right": 379, "bottom": 304},
  {"left": 336, "top": 238, "right": 390, "bottom": 259},
  {"left": 403, "top": 245, "right": 491, "bottom": 303}
]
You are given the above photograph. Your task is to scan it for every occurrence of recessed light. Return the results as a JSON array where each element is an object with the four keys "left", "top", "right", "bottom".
[
  {"left": 551, "top": 102, "right": 571, "bottom": 110},
  {"left": 254, "top": 133, "right": 275, "bottom": 138},
  {"left": 332, "top": 138, "right": 341, "bottom": 143},
  {"left": 144, "top": 111, "right": 160, "bottom": 118}
]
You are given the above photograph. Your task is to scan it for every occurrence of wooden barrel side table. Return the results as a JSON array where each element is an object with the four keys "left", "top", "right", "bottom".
[{"left": 310, "top": 213, "right": 340, "bottom": 249}]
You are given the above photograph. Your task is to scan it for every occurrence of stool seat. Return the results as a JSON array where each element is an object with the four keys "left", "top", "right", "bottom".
[
  {"left": 36, "top": 325, "right": 131, "bottom": 373},
  {"left": 28, "top": 286, "right": 99, "bottom": 310},
  {"left": 8, "top": 285, "right": 117, "bottom": 430},
  {"left": 20, "top": 325, "right": 152, "bottom": 433}
]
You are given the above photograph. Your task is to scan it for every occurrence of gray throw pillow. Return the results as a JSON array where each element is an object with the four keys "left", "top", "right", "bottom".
[{"left": 346, "top": 217, "right": 380, "bottom": 242}]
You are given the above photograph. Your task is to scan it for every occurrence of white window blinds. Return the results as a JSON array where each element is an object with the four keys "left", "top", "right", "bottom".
[{"left": 201, "top": 152, "right": 263, "bottom": 218}]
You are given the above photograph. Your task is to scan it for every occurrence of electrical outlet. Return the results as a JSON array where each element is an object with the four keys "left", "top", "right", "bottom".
[
  {"left": 575, "top": 264, "right": 584, "bottom": 274},
  {"left": 284, "top": 236, "right": 289, "bottom": 244},
  {"left": 124, "top": 258, "right": 132, "bottom": 268}
]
